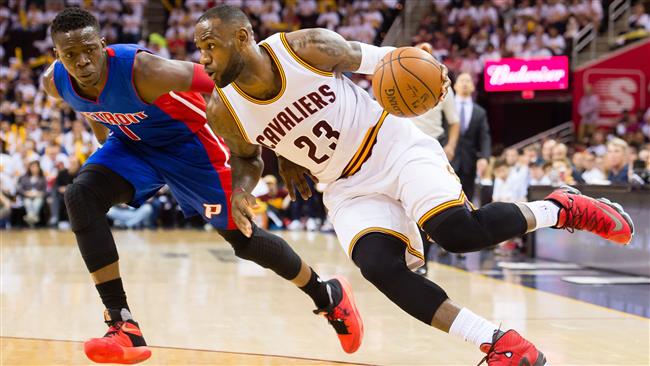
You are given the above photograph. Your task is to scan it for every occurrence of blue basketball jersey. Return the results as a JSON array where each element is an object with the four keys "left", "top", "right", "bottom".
[
  {"left": 53, "top": 44, "right": 208, "bottom": 146},
  {"left": 52, "top": 44, "right": 235, "bottom": 229}
]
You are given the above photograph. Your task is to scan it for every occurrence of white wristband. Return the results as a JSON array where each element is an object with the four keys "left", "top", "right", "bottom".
[{"left": 356, "top": 43, "right": 396, "bottom": 75}]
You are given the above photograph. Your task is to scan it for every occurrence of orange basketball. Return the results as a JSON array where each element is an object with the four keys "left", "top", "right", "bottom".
[{"left": 372, "top": 47, "right": 445, "bottom": 118}]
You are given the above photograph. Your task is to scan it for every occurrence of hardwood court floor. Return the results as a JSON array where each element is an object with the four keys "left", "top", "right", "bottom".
[{"left": 1, "top": 230, "right": 649, "bottom": 365}]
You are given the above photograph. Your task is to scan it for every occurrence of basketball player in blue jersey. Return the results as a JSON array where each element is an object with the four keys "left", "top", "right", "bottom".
[
  {"left": 195, "top": 5, "right": 634, "bottom": 366},
  {"left": 41, "top": 8, "right": 363, "bottom": 364}
]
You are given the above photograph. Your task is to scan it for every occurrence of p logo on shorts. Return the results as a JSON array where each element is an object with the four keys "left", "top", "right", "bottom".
[{"left": 203, "top": 204, "right": 222, "bottom": 219}]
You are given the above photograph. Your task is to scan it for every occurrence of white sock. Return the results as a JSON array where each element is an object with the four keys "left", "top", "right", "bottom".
[
  {"left": 523, "top": 201, "right": 560, "bottom": 230},
  {"left": 448, "top": 308, "right": 498, "bottom": 348}
]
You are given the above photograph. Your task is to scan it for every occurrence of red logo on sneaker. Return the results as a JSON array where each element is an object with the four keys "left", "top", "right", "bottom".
[{"left": 120, "top": 322, "right": 142, "bottom": 337}]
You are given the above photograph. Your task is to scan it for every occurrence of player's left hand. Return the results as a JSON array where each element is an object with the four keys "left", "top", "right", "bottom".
[
  {"left": 278, "top": 156, "right": 318, "bottom": 201},
  {"left": 232, "top": 189, "right": 258, "bottom": 237}
]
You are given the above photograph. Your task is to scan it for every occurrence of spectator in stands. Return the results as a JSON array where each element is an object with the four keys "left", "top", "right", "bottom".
[
  {"left": 581, "top": 151, "right": 608, "bottom": 184},
  {"left": 107, "top": 202, "right": 155, "bottom": 229},
  {"left": 0, "top": 188, "right": 10, "bottom": 228},
  {"left": 641, "top": 108, "right": 650, "bottom": 140},
  {"left": 523, "top": 143, "right": 542, "bottom": 165},
  {"left": 452, "top": 73, "right": 491, "bottom": 202},
  {"left": 578, "top": 84, "right": 600, "bottom": 140},
  {"left": 629, "top": 2, "right": 650, "bottom": 31},
  {"left": 616, "top": 110, "right": 634, "bottom": 137},
  {"left": 449, "top": 0, "right": 478, "bottom": 25},
  {"left": 615, "top": 1, "right": 650, "bottom": 47},
  {"left": 492, "top": 159, "right": 513, "bottom": 202},
  {"left": 544, "top": 26, "right": 566, "bottom": 55},
  {"left": 121, "top": 5, "right": 142, "bottom": 44},
  {"left": 550, "top": 159, "right": 576, "bottom": 185},
  {"left": 317, "top": 4, "right": 340, "bottom": 30},
  {"left": 503, "top": 148, "right": 530, "bottom": 202},
  {"left": 551, "top": 142, "right": 569, "bottom": 161},
  {"left": 564, "top": 16, "right": 579, "bottom": 40},
  {"left": 606, "top": 138, "right": 631, "bottom": 184},
  {"left": 505, "top": 25, "right": 527, "bottom": 56},
  {"left": 529, "top": 160, "right": 551, "bottom": 185},
  {"left": 287, "top": 178, "right": 323, "bottom": 232},
  {"left": 587, "top": 130, "right": 608, "bottom": 156},
  {"left": 258, "top": 175, "right": 290, "bottom": 230},
  {"left": 49, "top": 157, "right": 80, "bottom": 227},
  {"left": 477, "top": 2, "right": 499, "bottom": 27},
  {"left": 18, "top": 160, "right": 46, "bottom": 227},
  {"left": 40, "top": 144, "right": 68, "bottom": 182}
]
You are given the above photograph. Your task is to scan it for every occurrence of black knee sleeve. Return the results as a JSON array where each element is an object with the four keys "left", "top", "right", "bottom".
[
  {"left": 218, "top": 226, "right": 302, "bottom": 280},
  {"left": 422, "top": 203, "right": 527, "bottom": 253},
  {"left": 352, "top": 233, "right": 448, "bottom": 324},
  {"left": 65, "top": 165, "right": 134, "bottom": 272}
]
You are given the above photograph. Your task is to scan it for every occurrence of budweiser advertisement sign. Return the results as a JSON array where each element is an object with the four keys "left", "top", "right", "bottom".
[
  {"left": 484, "top": 56, "right": 569, "bottom": 92},
  {"left": 573, "top": 40, "right": 650, "bottom": 126}
]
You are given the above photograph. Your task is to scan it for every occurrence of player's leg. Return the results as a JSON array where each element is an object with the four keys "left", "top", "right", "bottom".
[
  {"left": 215, "top": 226, "right": 362, "bottom": 353},
  {"left": 352, "top": 233, "right": 545, "bottom": 365},
  {"left": 67, "top": 138, "right": 163, "bottom": 364},
  {"left": 398, "top": 142, "right": 629, "bottom": 364},
  {"left": 328, "top": 192, "right": 545, "bottom": 365},
  {"left": 157, "top": 130, "right": 363, "bottom": 353}
]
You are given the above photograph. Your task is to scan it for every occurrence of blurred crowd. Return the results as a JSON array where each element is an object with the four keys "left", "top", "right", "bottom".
[
  {"left": 484, "top": 128, "right": 650, "bottom": 208},
  {"left": 1, "top": 0, "right": 648, "bottom": 231},
  {"left": 0, "top": 0, "right": 400, "bottom": 230},
  {"left": 158, "top": 0, "right": 401, "bottom": 62},
  {"left": 412, "top": 0, "right": 649, "bottom": 84}
]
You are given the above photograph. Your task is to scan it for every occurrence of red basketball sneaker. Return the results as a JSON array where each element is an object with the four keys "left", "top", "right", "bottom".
[
  {"left": 314, "top": 276, "right": 364, "bottom": 353},
  {"left": 545, "top": 186, "right": 634, "bottom": 245},
  {"left": 478, "top": 329, "right": 546, "bottom": 366},
  {"left": 84, "top": 309, "right": 151, "bottom": 364}
]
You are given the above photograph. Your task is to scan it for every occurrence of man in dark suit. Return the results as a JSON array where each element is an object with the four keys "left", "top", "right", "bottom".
[{"left": 451, "top": 73, "right": 491, "bottom": 202}]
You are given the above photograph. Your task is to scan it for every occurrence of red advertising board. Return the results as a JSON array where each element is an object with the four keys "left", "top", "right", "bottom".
[
  {"left": 573, "top": 39, "right": 650, "bottom": 126},
  {"left": 484, "top": 56, "right": 569, "bottom": 91}
]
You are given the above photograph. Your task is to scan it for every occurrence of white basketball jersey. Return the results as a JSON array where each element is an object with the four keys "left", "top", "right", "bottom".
[{"left": 216, "top": 33, "right": 387, "bottom": 183}]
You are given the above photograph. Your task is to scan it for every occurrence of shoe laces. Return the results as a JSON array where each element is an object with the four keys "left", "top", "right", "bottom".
[
  {"left": 314, "top": 304, "right": 351, "bottom": 335},
  {"left": 104, "top": 321, "right": 125, "bottom": 338},
  {"left": 477, "top": 326, "right": 503, "bottom": 366},
  {"left": 558, "top": 197, "right": 612, "bottom": 234}
]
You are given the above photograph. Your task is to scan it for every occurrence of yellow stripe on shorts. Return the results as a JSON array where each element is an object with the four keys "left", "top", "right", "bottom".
[
  {"left": 347, "top": 227, "right": 425, "bottom": 261},
  {"left": 339, "top": 111, "right": 388, "bottom": 179},
  {"left": 417, "top": 191, "right": 468, "bottom": 227}
]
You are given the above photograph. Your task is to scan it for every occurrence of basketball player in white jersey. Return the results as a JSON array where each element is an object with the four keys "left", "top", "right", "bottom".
[{"left": 194, "top": 5, "right": 634, "bottom": 365}]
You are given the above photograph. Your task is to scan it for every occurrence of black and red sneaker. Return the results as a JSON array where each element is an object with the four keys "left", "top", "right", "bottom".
[
  {"left": 545, "top": 186, "right": 634, "bottom": 245},
  {"left": 84, "top": 308, "right": 151, "bottom": 364},
  {"left": 314, "top": 276, "right": 364, "bottom": 353},
  {"left": 478, "top": 329, "right": 547, "bottom": 366}
]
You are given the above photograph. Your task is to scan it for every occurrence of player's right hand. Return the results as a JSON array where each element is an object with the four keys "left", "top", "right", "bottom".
[
  {"left": 278, "top": 156, "right": 318, "bottom": 201},
  {"left": 232, "top": 189, "right": 258, "bottom": 237}
]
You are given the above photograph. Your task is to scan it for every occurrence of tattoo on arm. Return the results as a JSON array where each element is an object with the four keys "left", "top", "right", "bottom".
[{"left": 287, "top": 29, "right": 362, "bottom": 73}]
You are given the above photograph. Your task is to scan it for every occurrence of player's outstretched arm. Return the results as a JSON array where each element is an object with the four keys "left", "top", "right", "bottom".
[
  {"left": 284, "top": 28, "right": 395, "bottom": 74},
  {"left": 132, "top": 52, "right": 214, "bottom": 104},
  {"left": 42, "top": 62, "right": 110, "bottom": 143},
  {"left": 206, "top": 92, "right": 262, "bottom": 237}
]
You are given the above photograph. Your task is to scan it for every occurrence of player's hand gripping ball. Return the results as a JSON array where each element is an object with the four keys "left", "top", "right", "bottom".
[{"left": 372, "top": 47, "right": 449, "bottom": 118}]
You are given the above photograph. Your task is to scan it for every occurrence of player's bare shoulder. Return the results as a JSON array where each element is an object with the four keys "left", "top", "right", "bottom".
[
  {"left": 41, "top": 62, "right": 62, "bottom": 100},
  {"left": 284, "top": 28, "right": 361, "bottom": 73}
]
